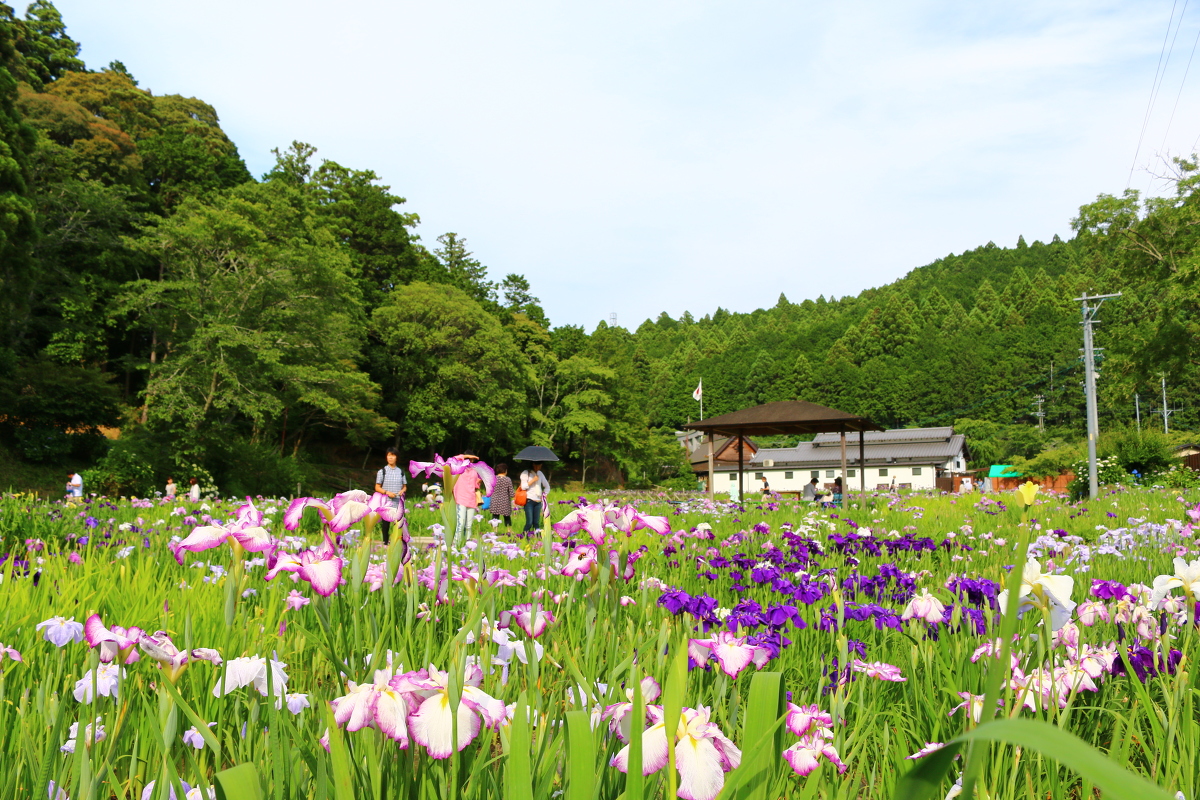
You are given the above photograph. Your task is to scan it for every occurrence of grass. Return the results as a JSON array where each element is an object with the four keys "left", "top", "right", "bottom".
[{"left": 0, "top": 482, "right": 1196, "bottom": 799}]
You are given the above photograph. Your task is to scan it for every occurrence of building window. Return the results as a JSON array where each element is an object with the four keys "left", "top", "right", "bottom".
[
  {"left": 825, "top": 470, "right": 834, "bottom": 478},
  {"left": 848, "top": 469, "right": 856, "bottom": 477},
  {"left": 912, "top": 467, "right": 923, "bottom": 476},
  {"left": 810, "top": 471, "right": 819, "bottom": 480},
  {"left": 754, "top": 472, "right": 763, "bottom": 479},
  {"left": 729, "top": 473, "right": 736, "bottom": 481},
  {"left": 784, "top": 471, "right": 794, "bottom": 479},
  {"left": 879, "top": 468, "right": 889, "bottom": 477}
]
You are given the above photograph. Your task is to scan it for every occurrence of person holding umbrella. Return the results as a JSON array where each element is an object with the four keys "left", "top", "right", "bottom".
[{"left": 520, "top": 461, "right": 550, "bottom": 535}]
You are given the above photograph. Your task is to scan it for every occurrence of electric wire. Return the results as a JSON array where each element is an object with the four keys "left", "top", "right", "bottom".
[
  {"left": 1159, "top": 4, "right": 1200, "bottom": 160},
  {"left": 1129, "top": 0, "right": 1185, "bottom": 187}
]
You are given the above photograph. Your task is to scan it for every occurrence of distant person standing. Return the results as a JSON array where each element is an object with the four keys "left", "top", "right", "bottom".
[
  {"left": 760, "top": 475, "right": 771, "bottom": 497},
  {"left": 373, "top": 447, "right": 407, "bottom": 545},
  {"left": 489, "top": 463, "right": 515, "bottom": 532},
  {"left": 188, "top": 477, "right": 201, "bottom": 503},
  {"left": 520, "top": 462, "right": 550, "bottom": 534},
  {"left": 65, "top": 471, "right": 83, "bottom": 499},
  {"left": 451, "top": 451, "right": 481, "bottom": 547},
  {"left": 165, "top": 477, "right": 177, "bottom": 499},
  {"left": 831, "top": 477, "right": 843, "bottom": 507}
]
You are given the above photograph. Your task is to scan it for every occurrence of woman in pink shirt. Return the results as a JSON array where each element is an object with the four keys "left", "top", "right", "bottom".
[{"left": 451, "top": 451, "right": 481, "bottom": 547}]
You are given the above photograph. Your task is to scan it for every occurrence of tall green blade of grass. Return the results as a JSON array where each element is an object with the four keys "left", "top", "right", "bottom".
[
  {"left": 564, "top": 709, "right": 597, "bottom": 800},
  {"left": 727, "top": 671, "right": 783, "bottom": 800},
  {"left": 507, "top": 690, "right": 534, "bottom": 799},
  {"left": 894, "top": 717, "right": 1179, "bottom": 800}
]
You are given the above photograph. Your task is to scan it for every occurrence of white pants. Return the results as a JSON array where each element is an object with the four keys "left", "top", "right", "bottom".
[{"left": 453, "top": 504, "right": 476, "bottom": 546}]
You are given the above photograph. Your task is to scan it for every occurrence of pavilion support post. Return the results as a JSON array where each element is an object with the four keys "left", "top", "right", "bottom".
[
  {"left": 737, "top": 430, "right": 744, "bottom": 504},
  {"left": 707, "top": 431, "right": 715, "bottom": 502},
  {"left": 839, "top": 427, "right": 848, "bottom": 503},
  {"left": 859, "top": 429, "right": 865, "bottom": 495}
]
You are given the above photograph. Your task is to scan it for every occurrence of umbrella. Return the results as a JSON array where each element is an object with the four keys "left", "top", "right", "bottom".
[{"left": 513, "top": 445, "right": 559, "bottom": 462}]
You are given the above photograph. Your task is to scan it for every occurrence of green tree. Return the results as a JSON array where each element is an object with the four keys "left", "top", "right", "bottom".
[
  {"left": 435, "top": 232, "right": 496, "bottom": 306},
  {"left": 17, "top": 1, "right": 82, "bottom": 83},
  {"left": 0, "top": 8, "right": 37, "bottom": 350},
  {"left": 124, "top": 177, "right": 390, "bottom": 449},
  {"left": 371, "top": 281, "right": 529, "bottom": 452}
]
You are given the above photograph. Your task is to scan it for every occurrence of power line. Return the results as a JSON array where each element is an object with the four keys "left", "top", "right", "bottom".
[
  {"left": 1130, "top": 0, "right": 1185, "bottom": 187},
  {"left": 1160, "top": 4, "right": 1200, "bottom": 157}
]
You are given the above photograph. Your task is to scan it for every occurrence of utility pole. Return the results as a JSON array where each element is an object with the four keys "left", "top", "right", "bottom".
[
  {"left": 1032, "top": 395, "right": 1046, "bottom": 433},
  {"left": 1076, "top": 292, "right": 1120, "bottom": 501},
  {"left": 1157, "top": 375, "right": 1174, "bottom": 433}
]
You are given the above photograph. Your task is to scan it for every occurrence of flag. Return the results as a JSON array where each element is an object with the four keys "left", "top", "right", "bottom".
[{"left": 693, "top": 380, "right": 703, "bottom": 401}]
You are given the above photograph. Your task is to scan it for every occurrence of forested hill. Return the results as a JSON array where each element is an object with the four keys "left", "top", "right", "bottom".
[{"left": 1, "top": 2, "right": 1197, "bottom": 495}]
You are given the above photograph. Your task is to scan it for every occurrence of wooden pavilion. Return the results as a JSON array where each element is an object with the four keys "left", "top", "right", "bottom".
[{"left": 682, "top": 401, "right": 884, "bottom": 501}]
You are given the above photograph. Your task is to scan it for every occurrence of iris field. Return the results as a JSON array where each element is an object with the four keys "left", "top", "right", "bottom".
[{"left": 1, "top": 466, "right": 1198, "bottom": 800}]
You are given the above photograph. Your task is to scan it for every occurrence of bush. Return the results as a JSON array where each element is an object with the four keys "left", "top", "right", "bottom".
[
  {"left": 1155, "top": 463, "right": 1200, "bottom": 490},
  {"left": 1009, "top": 440, "right": 1084, "bottom": 478},
  {"left": 1066, "top": 455, "right": 1127, "bottom": 501},
  {"left": 1102, "top": 429, "right": 1173, "bottom": 476},
  {"left": 82, "top": 442, "right": 156, "bottom": 496}
]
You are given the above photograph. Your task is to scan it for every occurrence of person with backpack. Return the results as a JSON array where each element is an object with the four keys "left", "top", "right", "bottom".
[{"left": 373, "top": 447, "right": 407, "bottom": 545}]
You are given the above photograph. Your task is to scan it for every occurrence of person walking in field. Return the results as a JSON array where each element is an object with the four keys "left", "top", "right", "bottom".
[
  {"left": 520, "top": 462, "right": 549, "bottom": 535},
  {"left": 188, "top": 477, "right": 201, "bottom": 503},
  {"left": 489, "top": 463, "right": 515, "bottom": 532},
  {"left": 165, "top": 477, "right": 177, "bottom": 499},
  {"left": 374, "top": 447, "right": 407, "bottom": 545},
  {"left": 451, "top": 451, "right": 482, "bottom": 547},
  {"left": 65, "top": 471, "right": 83, "bottom": 499}
]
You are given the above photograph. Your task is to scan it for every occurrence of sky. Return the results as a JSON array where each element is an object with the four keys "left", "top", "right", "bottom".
[{"left": 52, "top": 0, "right": 1200, "bottom": 331}]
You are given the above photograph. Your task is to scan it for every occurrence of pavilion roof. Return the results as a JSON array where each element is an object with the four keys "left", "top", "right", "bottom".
[{"left": 681, "top": 400, "right": 884, "bottom": 437}]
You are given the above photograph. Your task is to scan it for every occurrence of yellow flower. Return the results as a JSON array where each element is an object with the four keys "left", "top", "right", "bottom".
[{"left": 1016, "top": 481, "right": 1039, "bottom": 508}]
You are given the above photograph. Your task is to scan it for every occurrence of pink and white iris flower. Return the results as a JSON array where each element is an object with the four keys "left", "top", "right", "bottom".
[
  {"left": 84, "top": 614, "right": 142, "bottom": 664},
  {"left": 900, "top": 589, "right": 946, "bottom": 625},
  {"left": 172, "top": 501, "right": 274, "bottom": 564},
  {"left": 611, "top": 705, "right": 741, "bottom": 800},
  {"left": 785, "top": 703, "right": 833, "bottom": 737},
  {"left": 500, "top": 603, "right": 555, "bottom": 639},
  {"left": 330, "top": 677, "right": 417, "bottom": 746},
  {"left": 409, "top": 455, "right": 495, "bottom": 494},
  {"left": 138, "top": 631, "right": 222, "bottom": 682},
  {"left": 783, "top": 731, "right": 847, "bottom": 777},
  {"left": 601, "top": 676, "right": 662, "bottom": 742},
  {"left": 554, "top": 503, "right": 670, "bottom": 543},
  {"left": 850, "top": 660, "right": 906, "bottom": 682},
  {"left": 688, "top": 632, "right": 772, "bottom": 679},
  {"left": 0, "top": 642, "right": 22, "bottom": 664},
  {"left": 285, "top": 490, "right": 400, "bottom": 535},
  {"left": 405, "top": 664, "right": 506, "bottom": 758}
]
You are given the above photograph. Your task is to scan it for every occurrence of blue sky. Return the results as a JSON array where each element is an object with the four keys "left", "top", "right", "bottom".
[{"left": 54, "top": 0, "right": 1200, "bottom": 330}]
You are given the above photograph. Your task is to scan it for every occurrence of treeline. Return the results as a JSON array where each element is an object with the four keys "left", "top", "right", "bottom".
[{"left": 1, "top": 3, "right": 1196, "bottom": 495}]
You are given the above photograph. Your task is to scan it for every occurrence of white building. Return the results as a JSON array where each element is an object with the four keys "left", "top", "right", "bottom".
[{"left": 712, "top": 426, "right": 968, "bottom": 492}]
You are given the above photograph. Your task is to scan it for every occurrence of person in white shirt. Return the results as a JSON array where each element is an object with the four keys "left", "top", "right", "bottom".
[
  {"left": 519, "top": 462, "right": 550, "bottom": 534},
  {"left": 165, "top": 477, "right": 177, "bottom": 498},
  {"left": 188, "top": 477, "right": 201, "bottom": 503},
  {"left": 65, "top": 472, "right": 83, "bottom": 498},
  {"left": 801, "top": 478, "right": 821, "bottom": 501}
]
